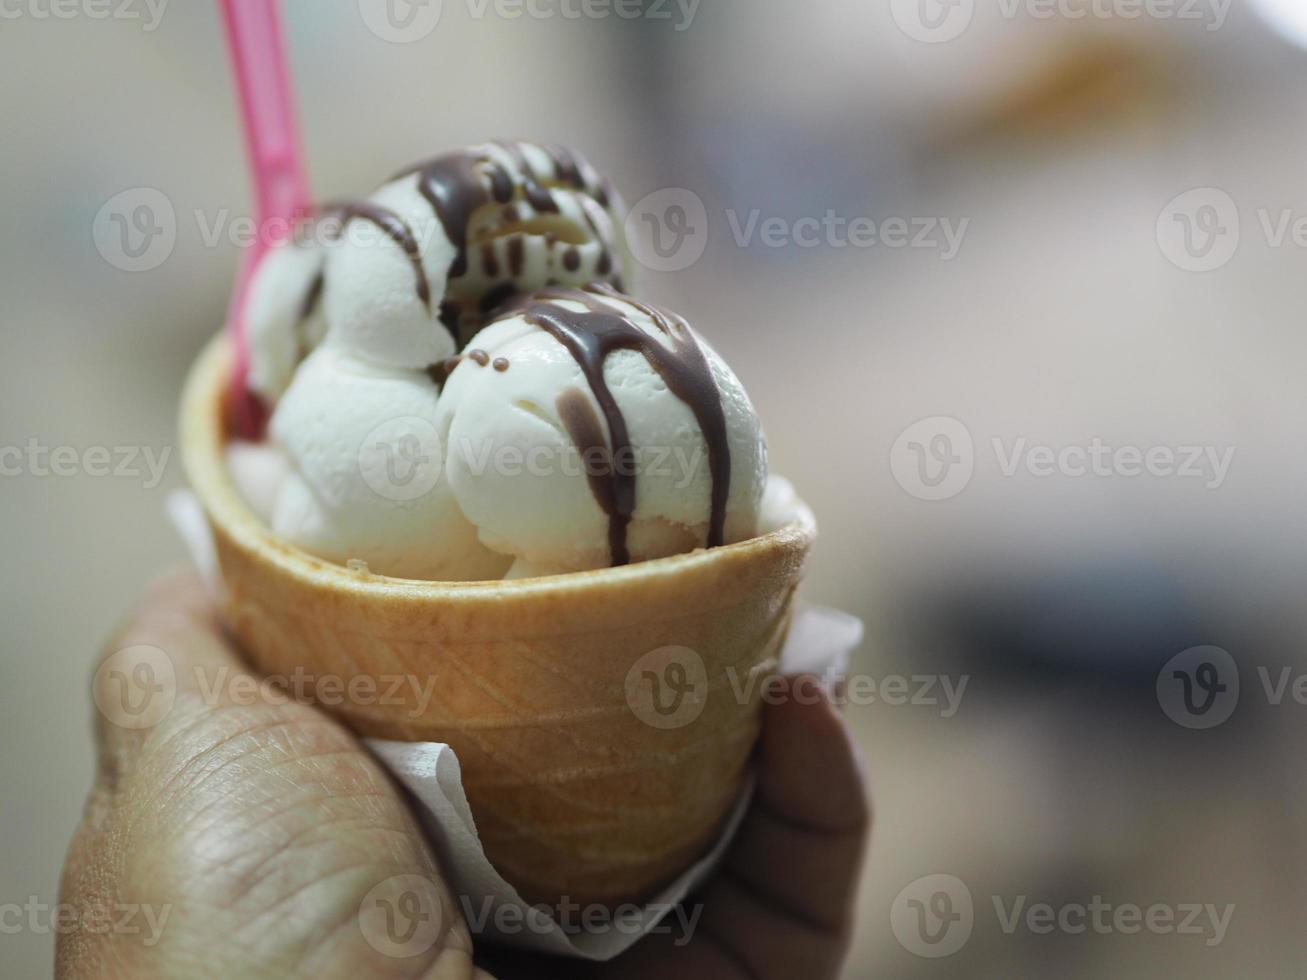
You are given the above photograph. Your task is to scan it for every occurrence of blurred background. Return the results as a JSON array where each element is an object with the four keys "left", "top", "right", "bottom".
[{"left": 6, "top": 0, "right": 1307, "bottom": 975}]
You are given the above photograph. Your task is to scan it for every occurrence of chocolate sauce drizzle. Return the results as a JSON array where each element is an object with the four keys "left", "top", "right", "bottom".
[
  {"left": 493, "top": 141, "right": 562, "bottom": 215},
  {"left": 520, "top": 283, "right": 731, "bottom": 567},
  {"left": 326, "top": 202, "right": 431, "bottom": 309},
  {"left": 427, "top": 348, "right": 492, "bottom": 385},
  {"left": 295, "top": 269, "right": 326, "bottom": 363},
  {"left": 290, "top": 197, "right": 431, "bottom": 360},
  {"left": 392, "top": 142, "right": 616, "bottom": 343},
  {"left": 278, "top": 143, "right": 623, "bottom": 377},
  {"left": 507, "top": 237, "right": 526, "bottom": 277}
]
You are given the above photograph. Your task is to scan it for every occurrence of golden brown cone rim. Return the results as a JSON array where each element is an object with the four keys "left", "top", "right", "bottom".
[{"left": 180, "top": 333, "right": 816, "bottom": 612}]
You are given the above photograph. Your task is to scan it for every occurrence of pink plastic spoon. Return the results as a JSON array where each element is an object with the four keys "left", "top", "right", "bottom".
[{"left": 219, "top": 0, "right": 312, "bottom": 439}]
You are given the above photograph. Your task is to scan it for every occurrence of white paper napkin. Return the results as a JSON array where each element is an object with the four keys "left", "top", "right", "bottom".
[{"left": 167, "top": 489, "right": 862, "bottom": 959}]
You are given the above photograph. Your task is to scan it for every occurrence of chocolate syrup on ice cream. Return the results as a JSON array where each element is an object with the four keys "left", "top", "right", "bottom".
[
  {"left": 522, "top": 284, "right": 731, "bottom": 567},
  {"left": 276, "top": 142, "right": 622, "bottom": 363},
  {"left": 327, "top": 202, "right": 431, "bottom": 309},
  {"left": 389, "top": 143, "right": 618, "bottom": 344}
]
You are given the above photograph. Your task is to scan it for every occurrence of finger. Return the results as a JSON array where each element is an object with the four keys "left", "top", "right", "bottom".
[
  {"left": 729, "top": 674, "right": 870, "bottom": 926},
  {"left": 89, "top": 568, "right": 248, "bottom": 789},
  {"left": 85, "top": 565, "right": 431, "bottom": 854},
  {"left": 691, "top": 675, "right": 870, "bottom": 980},
  {"left": 68, "top": 570, "right": 479, "bottom": 978}
]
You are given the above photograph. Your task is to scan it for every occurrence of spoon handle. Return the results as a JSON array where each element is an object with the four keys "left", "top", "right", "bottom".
[{"left": 218, "top": 0, "right": 312, "bottom": 438}]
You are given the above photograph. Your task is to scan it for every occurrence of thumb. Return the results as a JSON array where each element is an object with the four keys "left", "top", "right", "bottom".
[
  {"left": 87, "top": 568, "right": 238, "bottom": 795},
  {"left": 62, "top": 570, "right": 477, "bottom": 979}
]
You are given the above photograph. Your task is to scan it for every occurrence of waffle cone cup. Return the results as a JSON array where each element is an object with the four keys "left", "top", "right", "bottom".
[{"left": 180, "top": 334, "right": 816, "bottom": 908}]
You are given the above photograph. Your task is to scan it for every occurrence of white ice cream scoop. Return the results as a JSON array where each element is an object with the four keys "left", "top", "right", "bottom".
[
  {"left": 244, "top": 239, "right": 327, "bottom": 403},
  {"left": 247, "top": 141, "right": 631, "bottom": 403},
  {"left": 436, "top": 286, "right": 768, "bottom": 578},
  {"left": 268, "top": 346, "right": 510, "bottom": 581}
]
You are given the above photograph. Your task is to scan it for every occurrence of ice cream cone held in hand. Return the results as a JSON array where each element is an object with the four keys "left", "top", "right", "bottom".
[{"left": 190, "top": 70, "right": 815, "bottom": 909}]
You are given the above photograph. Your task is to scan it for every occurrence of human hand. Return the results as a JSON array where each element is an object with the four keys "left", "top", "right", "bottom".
[{"left": 59, "top": 570, "right": 869, "bottom": 979}]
